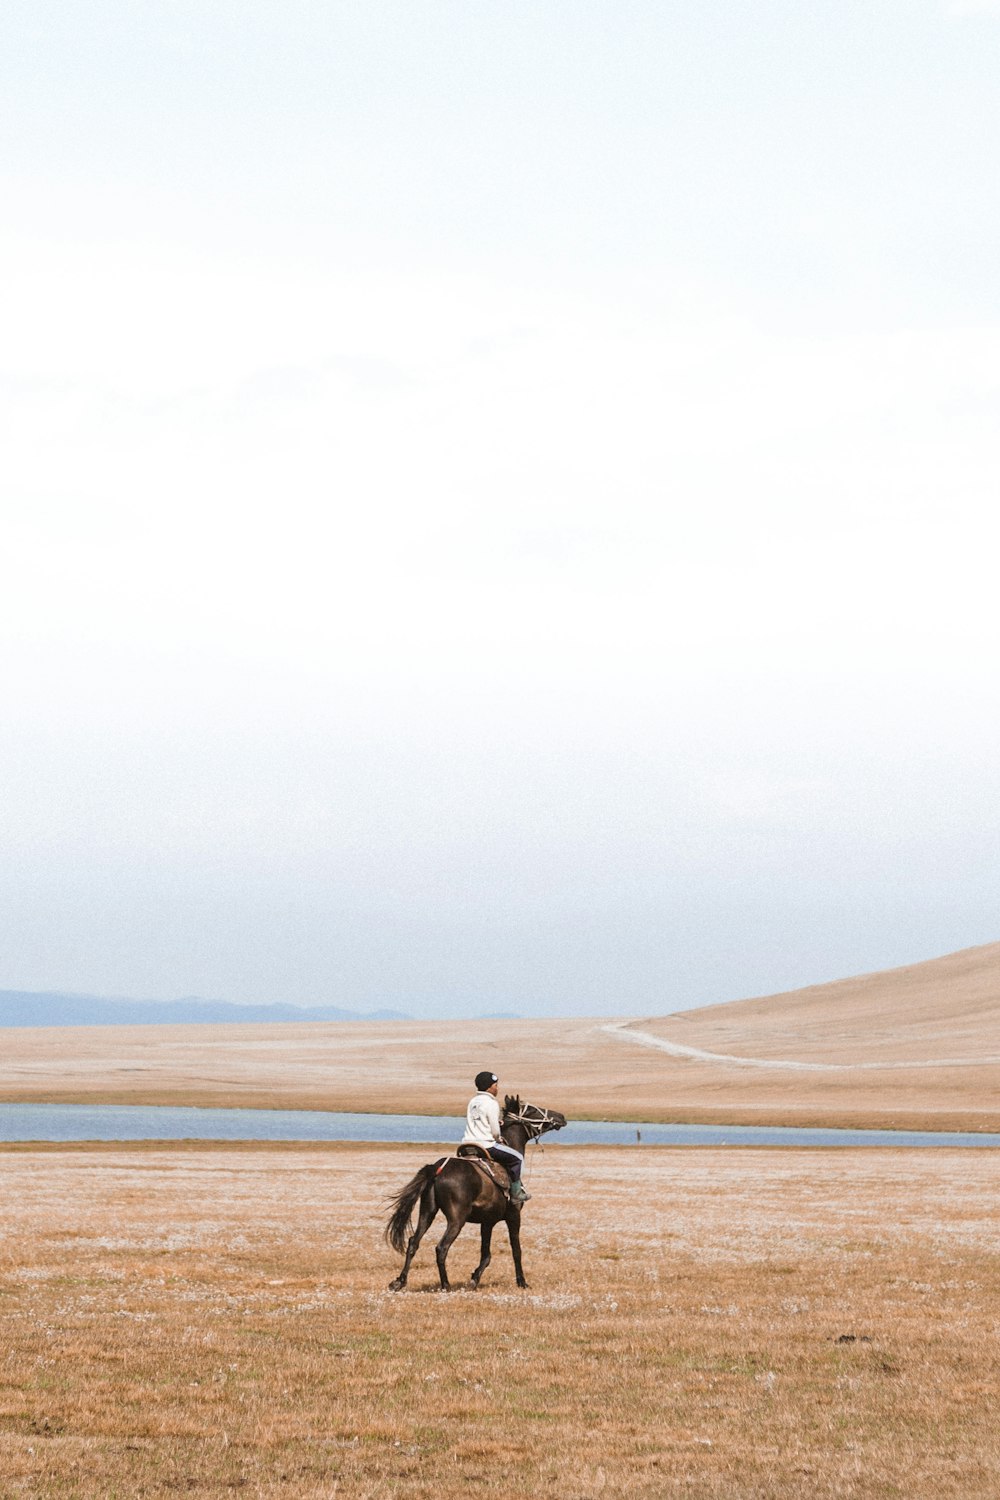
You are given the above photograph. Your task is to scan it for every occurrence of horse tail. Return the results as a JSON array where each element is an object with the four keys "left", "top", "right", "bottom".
[{"left": 384, "top": 1162, "right": 441, "bottom": 1254}]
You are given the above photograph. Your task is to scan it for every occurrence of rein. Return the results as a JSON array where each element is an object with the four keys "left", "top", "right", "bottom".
[
  {"left": 502, "top": 1101, "right": 561, "bottom": 1140},
  {"left": 502, "top": 1101, "right": 561, "bottom": 1191}
]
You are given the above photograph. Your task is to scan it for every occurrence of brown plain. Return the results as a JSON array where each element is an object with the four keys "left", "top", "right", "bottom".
[
  {"left": 2, "top": 941, "right": 999, "bottom": 1131},
  {"left": 3, "top": 941, "right": 1000, "bottom": 1496},
  {"left": 1, "top": 1142, "right": 998, "bottom": 1498}
]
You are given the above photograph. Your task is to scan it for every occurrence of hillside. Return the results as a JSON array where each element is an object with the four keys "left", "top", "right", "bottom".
[
  {"left": 0, "top": 943, "right": 997, "bottom": 1131},
  {"left": 628, "top": 940, "right": 1000, "bottom": 1065}
]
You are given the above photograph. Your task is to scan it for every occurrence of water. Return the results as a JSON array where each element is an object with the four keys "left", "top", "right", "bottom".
[{"left": 1, "top": 1102, "right": 999, "bottom": 1147}]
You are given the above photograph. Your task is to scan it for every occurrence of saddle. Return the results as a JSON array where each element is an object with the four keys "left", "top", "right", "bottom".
[{"left": 455, "top": 1143, "right": 511, "bottom": 1195}]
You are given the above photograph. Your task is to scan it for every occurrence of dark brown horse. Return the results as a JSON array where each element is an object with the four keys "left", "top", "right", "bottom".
[{"left": 385, "top": 1095, "right": 567, "bottom": 1291}]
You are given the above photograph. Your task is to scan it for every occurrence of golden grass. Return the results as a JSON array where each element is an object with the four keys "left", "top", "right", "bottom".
[
  {"left": 2, "top": 941, "right": 999, "bottom": 1130},
  {"left": 1, "top": 1142, "right": 999, "bottom": 1498}
]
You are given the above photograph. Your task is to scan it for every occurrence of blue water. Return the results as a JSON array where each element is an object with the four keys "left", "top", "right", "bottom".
[{"left": 1, "top": 1102, "right": 998, "bottom": 1147}]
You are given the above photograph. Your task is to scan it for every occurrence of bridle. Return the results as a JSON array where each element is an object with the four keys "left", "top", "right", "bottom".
[{"left": 502, "top": 1100, "right": 564, "bottom": 1140}]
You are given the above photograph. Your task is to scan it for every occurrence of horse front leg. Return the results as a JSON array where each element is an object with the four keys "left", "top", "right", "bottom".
[
  {"left": 469, "top": 1222, "right": 494, "bottom": 1289},
  {"left": 388, "top": 1189, "right": 438, "bottom": 1291},
  {"left": 506, "top": 1207, "right": 528, "bottom": 1288}
]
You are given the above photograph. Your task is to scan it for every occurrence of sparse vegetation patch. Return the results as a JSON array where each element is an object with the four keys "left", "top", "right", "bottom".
[{"left": 1, "top": 1144, "right": 998, "bottom": 1498}]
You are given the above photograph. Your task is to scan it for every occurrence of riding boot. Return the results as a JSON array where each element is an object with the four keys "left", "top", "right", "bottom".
[{"left": 509, "top": 1180, "right": 531, "bottom": 1204}]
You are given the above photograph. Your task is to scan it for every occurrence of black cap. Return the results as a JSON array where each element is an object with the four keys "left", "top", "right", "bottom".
[{"left": 474, "top": 1071, "right": 498, "bottom": 1091}]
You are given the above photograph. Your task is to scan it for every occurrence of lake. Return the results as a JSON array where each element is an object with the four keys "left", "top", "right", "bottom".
[{"left": 1, "top": 1102, "right": 999, "bottom": 1147}]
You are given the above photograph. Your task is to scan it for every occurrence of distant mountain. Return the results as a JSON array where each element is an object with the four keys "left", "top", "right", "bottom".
[{"left": 0, "top": 991, "right": 411, "bottom": 1027}]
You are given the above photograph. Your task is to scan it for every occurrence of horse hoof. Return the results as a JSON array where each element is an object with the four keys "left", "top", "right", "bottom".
[
  {"left": 517, "top": 1280, "right": 529, "bottom": 1290},
  {"left": 388, "top": 1279, "right": 404, "bottom": 1291}
]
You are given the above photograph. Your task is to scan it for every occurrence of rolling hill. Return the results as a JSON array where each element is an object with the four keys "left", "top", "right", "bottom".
[{"left": 1, "top": 943, "right": 997, "bottom": 1130}]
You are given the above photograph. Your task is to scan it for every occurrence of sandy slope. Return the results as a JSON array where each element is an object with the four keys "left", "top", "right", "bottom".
[
  {"left": 630, "top": 940, "right": 1000, "bottom": 1065},
  {"left": 1, "top": 942, "right": 998, "bottom": 1130}
]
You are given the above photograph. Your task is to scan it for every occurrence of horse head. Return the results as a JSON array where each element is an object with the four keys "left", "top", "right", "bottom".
[{"left": 502, "top": 1095, "right": 568, "bottom": 1139}]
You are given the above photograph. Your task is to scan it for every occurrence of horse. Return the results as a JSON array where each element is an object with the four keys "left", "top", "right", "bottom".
[{"left": 385, "top": 1095, "right": 567, "bottom": 1291}]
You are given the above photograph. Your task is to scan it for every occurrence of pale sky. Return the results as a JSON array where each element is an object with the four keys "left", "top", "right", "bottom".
[{"left": 3, "top": 1, "right": 998, "bottom": 1017}]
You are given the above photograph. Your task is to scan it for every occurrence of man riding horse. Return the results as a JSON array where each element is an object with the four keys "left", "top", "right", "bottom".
[
  {"left": 385, "top": 1079, "right": 566, "bottom": 1290},
  {"left": 463, "top": 1070, "right": 531, "bottom": 1204}
]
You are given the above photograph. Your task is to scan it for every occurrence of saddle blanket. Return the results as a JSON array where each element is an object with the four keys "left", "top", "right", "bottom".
[{"left": 439, "top": 1147, "right": 511, "bottom": 1194}]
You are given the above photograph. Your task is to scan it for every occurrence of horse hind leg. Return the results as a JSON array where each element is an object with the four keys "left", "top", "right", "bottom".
[
  {"left": 388, "top": 1186, "right": 438, "bottom": 1291},
  {"left": 469, "top": 1222, "right": 494, "bottom": 1289},
  {"left": 434, "top": 1211, "right": 467, "bottom": 1291}
]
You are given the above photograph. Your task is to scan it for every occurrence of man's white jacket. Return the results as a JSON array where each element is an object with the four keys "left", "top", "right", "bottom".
[{"left": 463, "top": 1090, "right": 501, "bottom": 1145}]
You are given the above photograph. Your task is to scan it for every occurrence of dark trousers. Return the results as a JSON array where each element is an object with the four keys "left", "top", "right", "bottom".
[{"left": 488, "top": 1142, "right": 523, "bottom": 1181}]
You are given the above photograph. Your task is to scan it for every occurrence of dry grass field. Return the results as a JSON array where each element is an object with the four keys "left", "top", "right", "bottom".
[
  {"left": 2, "top": 942, "right": 999, "bottom": 1131},
  {"left": 1, "top": 1141, "right": 998, "bottom": 1499}
]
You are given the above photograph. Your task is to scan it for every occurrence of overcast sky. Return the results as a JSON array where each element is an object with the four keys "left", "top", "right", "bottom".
[{"left": 3, "top": 1, "right": 998, "bottom": 1018}]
